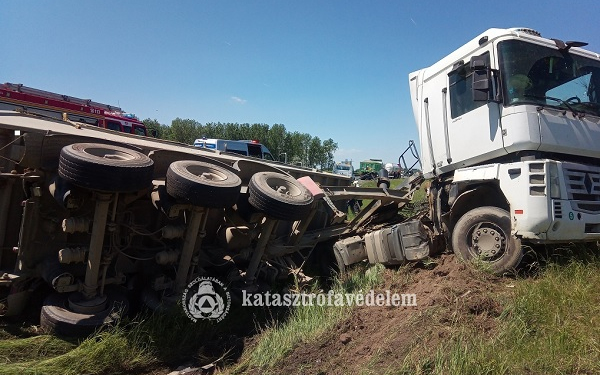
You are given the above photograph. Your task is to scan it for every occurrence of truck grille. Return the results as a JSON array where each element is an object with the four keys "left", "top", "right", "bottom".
[{"left": 564, "top": 164, "right": 600, "bottom": 213}]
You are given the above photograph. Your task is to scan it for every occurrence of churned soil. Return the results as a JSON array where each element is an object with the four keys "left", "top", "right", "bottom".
[{"left": 254, "top": 254, "right": 511, "bottom": 375}]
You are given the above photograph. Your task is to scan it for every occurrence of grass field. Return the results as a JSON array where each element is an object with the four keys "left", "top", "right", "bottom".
[{"left": 398, "top": 246, "right": 600, "bottom": 375}]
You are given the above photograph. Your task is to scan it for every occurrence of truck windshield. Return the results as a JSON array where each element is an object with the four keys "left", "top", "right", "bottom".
[{"left": 498, "top": 40, "right": 600, "bottom": 116}]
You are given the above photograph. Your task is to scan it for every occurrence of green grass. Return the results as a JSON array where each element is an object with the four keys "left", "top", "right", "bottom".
[
  {"left": 0, "top": 336, "right": 75, "bottom": 365},
  {"left": 400, "top": 245, "right": 600, "bottom": 375},
  {"left": 230, "top": 263, "right": 385, "bottom": 374},
  {"left": 0, "top": 300, "right": 256, "bottom": 374},
  {"left": 0, "top": 327, "right": 153, "bottom": 375},
  {"left": 1, "top": 194, "right": 597, "bottom": 375}
]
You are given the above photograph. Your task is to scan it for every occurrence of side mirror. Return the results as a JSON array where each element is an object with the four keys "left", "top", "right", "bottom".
[{"left": 471, "top": 58, "right": 490, "bottom": 101}]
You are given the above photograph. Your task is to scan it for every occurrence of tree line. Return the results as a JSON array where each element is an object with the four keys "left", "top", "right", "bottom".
[{"left": 142, "top": 118, "right": 338, "bottom": 170}]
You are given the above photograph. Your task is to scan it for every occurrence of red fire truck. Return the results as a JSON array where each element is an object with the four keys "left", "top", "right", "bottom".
[{"left": 0, "top": 82, "right": 148, "bottom": 136}]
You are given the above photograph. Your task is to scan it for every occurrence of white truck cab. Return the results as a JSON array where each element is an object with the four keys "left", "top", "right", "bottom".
[
  {"left": 194, "top": 138, "right": 275, "bottom": 160},
  {"left": 409, "top": 27, "right": 600, "bottom": 273}
]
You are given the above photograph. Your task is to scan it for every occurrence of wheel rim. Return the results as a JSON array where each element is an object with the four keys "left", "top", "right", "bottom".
[
  {"left": 266, "top": 176, "right": 302, "bottom": 197},
  {"left": 186, "top": 164, "right": 230, "bottom": 182},
  {"left": 84, "top": 147, "right": 138, "bottom": 161},
  {"left": 467, "top": 221, "right": 507, "bottom": 261}
]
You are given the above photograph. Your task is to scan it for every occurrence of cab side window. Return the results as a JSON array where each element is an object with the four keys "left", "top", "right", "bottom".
[{"left": 449, "top": 52, "right": 490, "bottom": 118}]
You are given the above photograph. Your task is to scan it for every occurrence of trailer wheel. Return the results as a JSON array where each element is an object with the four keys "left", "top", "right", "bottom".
[
  {"left": 166, "top": 160, "right": 241, "bottom": 207},
  {"left": 59, "top": 143, "right": 154, "bottom": 192},
  {"left": 451, "top": 206, "right": 523, "bottom": 274},
  {"left": 248, "top": 172, "right": 313, "bottom": 220},
  {"left": 40, "top": 288, "right": 129, "bottom": 337}
]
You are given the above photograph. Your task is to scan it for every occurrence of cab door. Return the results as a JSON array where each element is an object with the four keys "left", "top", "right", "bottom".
[{"left": 443, "top": 49, "right": 505, "bottom": 172}]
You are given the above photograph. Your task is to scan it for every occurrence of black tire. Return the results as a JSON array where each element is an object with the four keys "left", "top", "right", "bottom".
[
  {"left": 451, "top": 206, "right": 523, "bottom": 274},
  {"left": 40, "top": 288, "right": 129, "bottom": 337},
  {"left": 248, "top": 172, "right": 314, "bottom": 220},
  {"left": 59, "top": 143, "right": 154, "bottom": 192},
  {"left": 166, "top": 160, "right": 241, "bottom": 208}
]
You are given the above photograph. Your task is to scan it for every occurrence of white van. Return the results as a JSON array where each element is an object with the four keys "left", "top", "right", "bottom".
[
  {"left": 332, "top": 161, "right": 354, "bottom": 178},
  {"left": 193, "top": 138, "right": 275, "bottom": 161}
]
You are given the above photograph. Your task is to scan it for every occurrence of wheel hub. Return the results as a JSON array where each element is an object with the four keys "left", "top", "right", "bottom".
[
  {"left": 471, "top": 226, "right": 505, "bottom": 259},
  {"left": 103, "top": 154, "right": 124, "bottom": 160},
  {"left": 200, "top": 172, "right": 220, "bottom": 181}
]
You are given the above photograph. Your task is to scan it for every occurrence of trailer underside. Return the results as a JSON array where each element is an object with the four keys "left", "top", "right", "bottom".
[{"left": 0, "top": 111, "right": 429, "bottom": 336}]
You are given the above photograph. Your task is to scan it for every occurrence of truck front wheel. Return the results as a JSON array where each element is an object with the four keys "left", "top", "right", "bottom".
[{"left": 451, "top": 206, "right": 523, "bottom": 274}]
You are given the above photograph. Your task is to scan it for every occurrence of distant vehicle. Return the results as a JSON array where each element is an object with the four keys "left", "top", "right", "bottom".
[
  {"left": 193, "top": 138, "right": 275, "bottom": 160},
  {"left": 0, "top": 82, "right": 149, "bottom": 136},
  {"left": 355, "top": 158, "right": 383, "bottom": 179},
  {"left": 384, "top": 162, "right": 402, "bottom": 178},
  {"left": 332, "top": 160, "right": 354, "bottom": 178}
]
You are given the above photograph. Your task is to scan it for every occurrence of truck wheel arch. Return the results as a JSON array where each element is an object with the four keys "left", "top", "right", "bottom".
[{"left": 447, "top": 183, "right": 508, "bottom": 232}]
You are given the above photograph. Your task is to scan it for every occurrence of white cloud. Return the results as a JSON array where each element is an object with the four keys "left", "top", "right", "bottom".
[{"left": 231, "top": 96, "right": 247, "bottom": 104}]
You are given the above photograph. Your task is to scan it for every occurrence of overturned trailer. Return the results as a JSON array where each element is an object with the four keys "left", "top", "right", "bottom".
[{"left": 0, "top": 111, "right": 429, "bottom": 336}]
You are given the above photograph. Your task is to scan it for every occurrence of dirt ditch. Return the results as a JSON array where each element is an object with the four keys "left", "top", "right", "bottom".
[{"left": 248, "top": 254, "right": 511, "bottom": 375}]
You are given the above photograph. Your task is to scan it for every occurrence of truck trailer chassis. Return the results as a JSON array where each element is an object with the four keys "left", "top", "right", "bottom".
[{"left": 0, "top": 111, "right": 429, "bottom": 336}]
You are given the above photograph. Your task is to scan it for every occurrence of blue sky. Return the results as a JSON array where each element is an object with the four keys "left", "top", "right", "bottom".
[{"left": 3, "top": 1, "right": 600, "bottom": 168}]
